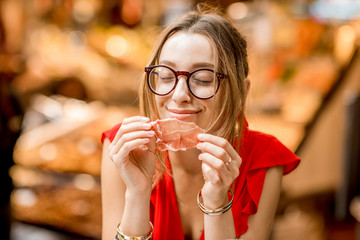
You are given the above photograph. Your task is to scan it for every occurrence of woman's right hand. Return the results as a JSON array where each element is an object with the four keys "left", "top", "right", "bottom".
[{"left": 108, "top": 116, "right": 156, "bottom": 193}]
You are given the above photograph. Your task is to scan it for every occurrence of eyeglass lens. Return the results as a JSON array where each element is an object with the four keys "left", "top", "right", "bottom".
[{"left": 148, "top": 66, "right": 218, "bottom": 99}]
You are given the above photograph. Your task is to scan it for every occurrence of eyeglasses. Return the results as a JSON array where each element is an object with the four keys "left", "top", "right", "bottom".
[{"left": 145, "top": 65, "right": 225, "bottom": 100}]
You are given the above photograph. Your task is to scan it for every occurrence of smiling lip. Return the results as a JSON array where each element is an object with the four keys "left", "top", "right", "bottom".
[{"left": 167, "top": 108, "right": 200, "bottom": 120}]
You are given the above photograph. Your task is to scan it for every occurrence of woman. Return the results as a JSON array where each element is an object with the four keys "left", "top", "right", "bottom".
[{"left": 101, "top": 6, "right": 300, "bottom": 240}]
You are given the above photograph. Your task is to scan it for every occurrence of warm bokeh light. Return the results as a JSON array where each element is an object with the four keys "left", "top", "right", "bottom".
[
  {"left": 73, "top": 174, "right": 96, "bottom": 191},
  {"left": 12, "top": 189, "right": 38, "bottom": 207},
  {"left": 335, "top": 24, "right": 356, "bottom": 65},
  {"left": 39, "top": 143, "right": 57, "bottom": 162},
  {"left": 77, "top": 137, "right": 98, "bottom": 155},
  {"left": 226, "top": 2, "right": 248, "bottom": 20},
  {"left": 105, "top": 35, "right": 129, "bottom": 58},
  {"left": 73, "top": 0, "right": 96, "bottom": 23},
  {"left": 67, "top": 31, "right": 87, "bottom": 49},
  {"left": 121, "top": 0, "right": 143, "bottom": 26}
]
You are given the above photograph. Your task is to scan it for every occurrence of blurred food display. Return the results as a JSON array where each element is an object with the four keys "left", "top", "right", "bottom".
[{"left": 1, "top": 0, "right": 359, "bottom": 239}]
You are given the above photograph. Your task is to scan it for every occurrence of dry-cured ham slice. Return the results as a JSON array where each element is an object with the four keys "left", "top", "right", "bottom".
[
  {"left": 152, "top": 119, "right": 181, "bottom": 151},
  {"left": 152, "top": 118, "right": 204, "bottom": 151},
  {"left": 178, "top": 121, "right": 203, "bottom": 150}
]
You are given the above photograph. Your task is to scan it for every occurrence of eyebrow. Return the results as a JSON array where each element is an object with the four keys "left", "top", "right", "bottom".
[{"left": 159, "top": 60, "right": 215, "bottom": 69}]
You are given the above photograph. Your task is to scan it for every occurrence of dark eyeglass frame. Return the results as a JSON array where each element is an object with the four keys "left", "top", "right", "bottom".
[{"left": 144, "top": 65, "right": 226, "bottom": 100}]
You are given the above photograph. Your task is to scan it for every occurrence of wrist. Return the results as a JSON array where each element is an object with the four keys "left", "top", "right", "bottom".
[
  {"left": 121, "top": 189, "right": 152, "bottom": 237},
  {"left": 198, "top": 190, "right": 234, "bottom": 215},
  {"left": 203, "top": 196, "right": 229, "bottom": 210},
  {"left": 201, "top": 190, "right": 229, "bottom": 210},
  {"left": 116, "top": 221, "right": 153, "bottom": 240},
  {"left": 125, "top": 186, "right": 152, "bottom": 203}
]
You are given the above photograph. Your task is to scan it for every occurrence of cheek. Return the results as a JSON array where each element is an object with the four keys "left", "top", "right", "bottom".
[
  {"left": 155, "top": 95, "right": 167, "bottom": 117},
  {"left": 207, "top": 95, "right": 222, "bottom": 115},
  {"left": 200, "top": 100, "right": 217, "bottom": 122},
  {"left": 201, "top": 96, "right": 223, "bottom": 129}
]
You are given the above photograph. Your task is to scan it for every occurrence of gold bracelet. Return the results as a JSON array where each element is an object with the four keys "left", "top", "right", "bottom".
[
  {"left": 115, "top": 222, "right": 153, "bottom": 240},
  {"left": 197, "top": 189, "right": 234, "bottom": 215}
]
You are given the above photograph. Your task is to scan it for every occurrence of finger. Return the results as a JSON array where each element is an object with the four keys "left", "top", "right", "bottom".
[
  {"left": 199, "top": 152, "right": 229, "bottom": 175},
  {"left": 199, "top": 153, "right": 234, "bottom": 185},
  {"left": 109, "top": 130, "right": 155, "bottom": 156},
  {"left": 110, "top": 121, "right": 152, "bottom": 152},
  {"left": 111, "top": 138, "right": 150, "bottom": 165},
  {"left": 202, "top": 162, "right": 221, "bottom": 185},
  {"left": 197, "top": 141, "right": 229, "bottom": 162},
  {"left": 111, "top": 116, "right": 151, "bottom": 146},
  {"left": 197, "top": 141, "right": 239, "bottom": 172},
  {"left": 197, "top": 133, "right": 236, "bottom": 155},
  {"left": 114, "top": 116, "right": 150, "bottom": 144},
  {"left": 197, "top": 134, "right": 242, "bottom": 169},
  {"left": 122, "top": 116, "right": 150, "bottom": 125},
  {"left": 197, "top": 141, "right": 241, "bottom": 177},
  {"left": 225, "top": 156, "right": 241, "bottom": 177}
]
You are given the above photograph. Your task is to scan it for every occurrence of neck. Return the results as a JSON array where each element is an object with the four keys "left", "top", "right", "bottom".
[{"left": 169, "top": 149, "right": 204, "bottom": 208}]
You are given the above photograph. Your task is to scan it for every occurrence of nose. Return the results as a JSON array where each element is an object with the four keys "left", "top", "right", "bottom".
[{"left": 172, "top": 76, "right": 191, "bottom": 103}]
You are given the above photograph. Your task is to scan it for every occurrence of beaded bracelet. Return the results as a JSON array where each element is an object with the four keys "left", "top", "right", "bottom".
[
  {"left": 115, "top": 222, "right": 153, "bottom": 240},
  {"left": 197, "top": 189, "right": 234, "bottom": 215}
]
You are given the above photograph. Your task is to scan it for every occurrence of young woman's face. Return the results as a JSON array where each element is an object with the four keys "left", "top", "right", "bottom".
[{"left": 155, "top": 31, "right": 219, "bottom": 130}]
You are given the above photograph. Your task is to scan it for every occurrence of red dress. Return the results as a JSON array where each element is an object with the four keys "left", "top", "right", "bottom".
[{"left": 101, "top": 121, "right": 300, "bottom": 239}]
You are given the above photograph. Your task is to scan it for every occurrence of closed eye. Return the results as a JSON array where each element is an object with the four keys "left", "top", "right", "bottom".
[
  {"left": 192, "top": 78, "right": 213, "bottom": 86},
  {"left": 159, "top": 76, "right": 176, "bottom": 82}
]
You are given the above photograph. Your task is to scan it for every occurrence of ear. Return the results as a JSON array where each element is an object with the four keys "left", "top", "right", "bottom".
[{"left": 245, "top": 78, "right": 251, "bottom": 97}]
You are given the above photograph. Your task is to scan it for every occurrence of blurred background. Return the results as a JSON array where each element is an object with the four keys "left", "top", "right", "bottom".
[{"left": 1, "top": 0, "right": 360, "bottom": 239}]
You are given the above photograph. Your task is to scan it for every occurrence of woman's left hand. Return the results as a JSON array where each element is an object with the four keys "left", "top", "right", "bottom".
[{"left": 196, "top": 133, "right": 242, "bottom": 209}]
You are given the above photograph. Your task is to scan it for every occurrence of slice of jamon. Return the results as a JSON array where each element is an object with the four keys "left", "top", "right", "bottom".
[
  {"left": 152, "top": 119, "right": 181, "bottom": 151},
  {"left": 152, "top": 118, "right": 205, "bottom": 151}
]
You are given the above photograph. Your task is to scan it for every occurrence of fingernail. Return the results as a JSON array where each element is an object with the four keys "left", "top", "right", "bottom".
[
  {"left": 143, "top": 123, "right": 151, "bottom": 129},
  {"left": 197, "top": 134, "right": 205, "bottom": 140}
]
